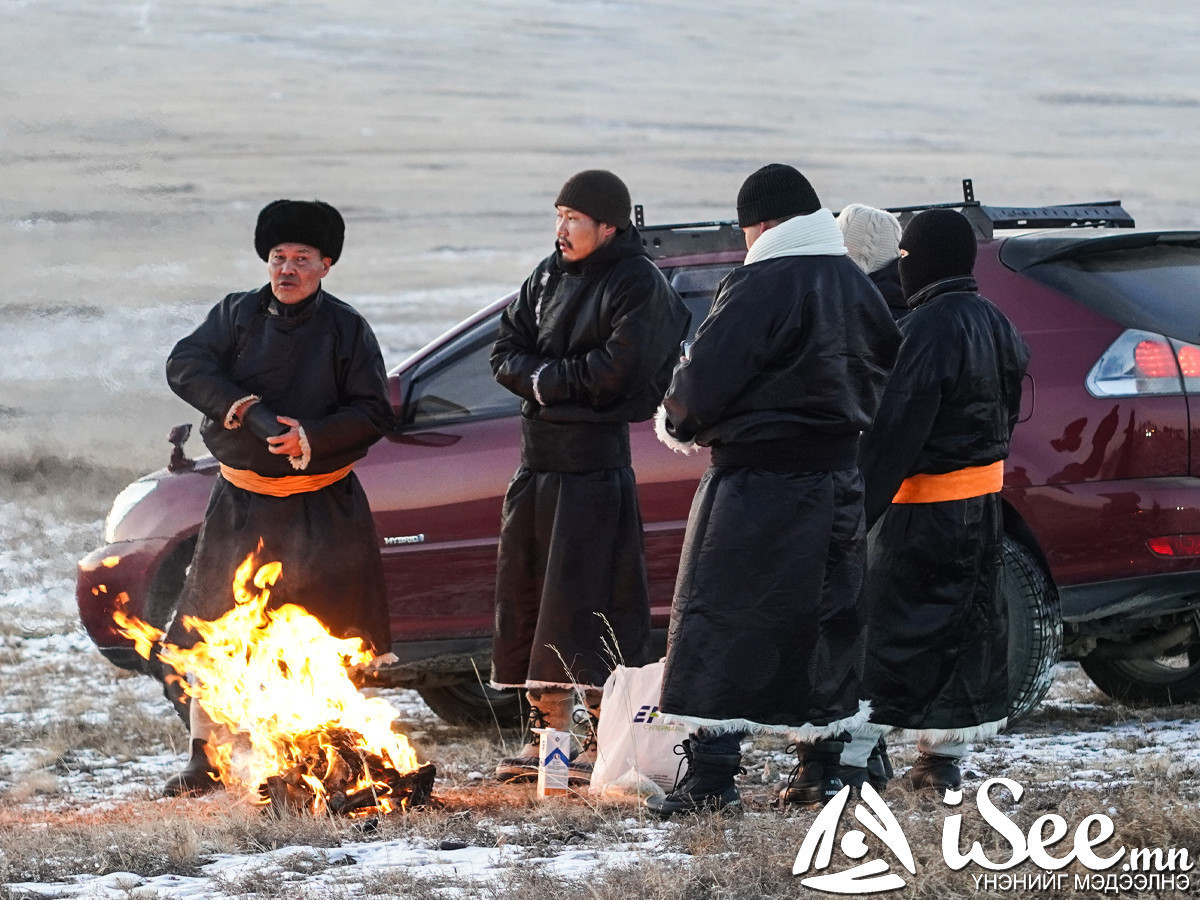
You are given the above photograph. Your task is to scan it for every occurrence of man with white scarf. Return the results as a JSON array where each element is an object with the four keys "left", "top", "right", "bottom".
[{"left": 649, "top": 164, "right": 901, "bottom": 816}]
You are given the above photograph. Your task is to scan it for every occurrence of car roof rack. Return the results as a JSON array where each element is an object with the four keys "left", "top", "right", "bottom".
[
  {"left": 888, "top": 179, "right": 1135, "bottom": 239},
  {"left": 635, "top": 178, "right": 1135, "bottom": 253}
]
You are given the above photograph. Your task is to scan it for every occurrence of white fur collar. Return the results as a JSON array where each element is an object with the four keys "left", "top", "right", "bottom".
[{"left": 743, "top": 208, "right": 847, "bottom": 266}]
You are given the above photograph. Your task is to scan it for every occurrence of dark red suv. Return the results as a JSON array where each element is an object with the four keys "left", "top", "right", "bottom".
[{"left": 78, "top": 185, "right": 1200, "bottom": 725}]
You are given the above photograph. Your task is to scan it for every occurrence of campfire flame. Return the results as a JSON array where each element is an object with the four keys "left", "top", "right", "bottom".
[{"left": 112, "top": 546, "right": 431, "bottom": 815}]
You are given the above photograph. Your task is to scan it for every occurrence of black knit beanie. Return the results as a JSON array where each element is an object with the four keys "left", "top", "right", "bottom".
[
  {"left": 554, "top": 170, "right": 632, "bottom": 229},
  {"left": 736, "top": 164, "right": 822, "bottom": 228},
  {"left": 898, "top": 208, "right": 977, "bottom": 299},
  {"left": 254, "top": 200, "right": 345, "bottom": 263}
]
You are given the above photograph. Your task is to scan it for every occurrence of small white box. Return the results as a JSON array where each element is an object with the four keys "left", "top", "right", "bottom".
[{"left": 534, "top": 728, "right": 571, "bottom": 798}]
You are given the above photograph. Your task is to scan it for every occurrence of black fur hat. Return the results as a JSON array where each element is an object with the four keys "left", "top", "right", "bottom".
[{"left": 254, "top": 200, "right": 345, "bottom": 263}]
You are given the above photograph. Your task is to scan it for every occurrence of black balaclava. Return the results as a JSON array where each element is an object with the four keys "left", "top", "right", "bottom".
[{"left": 898, "top": 208, "right": 977, "bottom": 299}]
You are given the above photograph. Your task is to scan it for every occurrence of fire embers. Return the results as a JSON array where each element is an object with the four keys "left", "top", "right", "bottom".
[
  {"left": 261, "top": 726, "right": 438, "bottom": 816},
  {"left": 111, "top": 545, "right": 434, "bottom": 816}
]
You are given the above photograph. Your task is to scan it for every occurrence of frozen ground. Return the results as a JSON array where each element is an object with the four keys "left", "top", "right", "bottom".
[
  {"left": 6, "top": 0, "right": 1200, "bottom": 895},
  {"left": 4, "top": 489, "right": 1200, "bottom": 897}
]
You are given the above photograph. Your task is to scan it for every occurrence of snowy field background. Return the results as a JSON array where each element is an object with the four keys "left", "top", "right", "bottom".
[
  {"left": 5, "top": 0, "right": 1200, "bottom": 896},
  {"left": 5, "top": 476, "right": 1200, "bottom": 896}
]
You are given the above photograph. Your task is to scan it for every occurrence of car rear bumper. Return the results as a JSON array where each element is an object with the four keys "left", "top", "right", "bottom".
[{"left": 1014, "top": 477, "right": 1200, "bottom": 599}]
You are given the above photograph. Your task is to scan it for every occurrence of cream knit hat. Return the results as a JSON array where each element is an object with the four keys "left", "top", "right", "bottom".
[{"left": 837, "top": 204, "right": 902, "bottom": 274}]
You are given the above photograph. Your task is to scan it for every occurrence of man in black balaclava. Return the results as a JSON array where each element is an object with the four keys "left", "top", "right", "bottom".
[{"left": 844, "top": 208, "right": 1031, "bottom": 791}]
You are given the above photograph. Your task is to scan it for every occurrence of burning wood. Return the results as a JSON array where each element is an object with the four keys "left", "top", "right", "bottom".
[
  {"left": 111, "top": 546, "right": 435, "bottom": 816},
  {"left": 260, "top": 727, "right": 438, "bottom": 816}
]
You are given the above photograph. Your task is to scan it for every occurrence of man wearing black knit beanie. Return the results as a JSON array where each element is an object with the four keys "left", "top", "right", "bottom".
[
  {"left": 846, "top": 208, "right": 1031, "bottom": 792},
  {"left": 489, "top": 170, "right": 689, "bottom": 785},
  {"left": 650, "top": 164, "right": 902, "bottom": 816}
]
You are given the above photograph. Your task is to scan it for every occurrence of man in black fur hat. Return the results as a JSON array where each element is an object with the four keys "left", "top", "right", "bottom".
[
  {"left": 489, "top": 170, "right": 689, "bottom": 785},
  {"left": 160, "top": 199, "right": 394, "bottom": 796}
]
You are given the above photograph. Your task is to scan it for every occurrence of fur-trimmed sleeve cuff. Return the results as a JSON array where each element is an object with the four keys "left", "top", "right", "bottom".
[
  {"left": 655, "top": 405, "right": 698, "bottom": 455},
  {"left": 288, "top": 425, "right": 312, "bottom": 471},
  {"left": 224, "top": 394, "right": 260, "bottom": 429}
]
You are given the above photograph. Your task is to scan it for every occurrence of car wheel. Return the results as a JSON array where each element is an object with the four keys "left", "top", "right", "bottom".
[
  {"left": 1080, "top": 640, "right": 1200, "bottom": 705},
  {"left": 417, "top": 682, "right": 528, "bottom": 728},
  {"left": 1004, "top": 535, "right": 1062, "bottom": 723}
]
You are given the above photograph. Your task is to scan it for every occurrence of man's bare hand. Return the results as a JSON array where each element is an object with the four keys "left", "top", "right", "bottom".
[{"left": 267, "top": 416, "right": 303, "bottom": 457}]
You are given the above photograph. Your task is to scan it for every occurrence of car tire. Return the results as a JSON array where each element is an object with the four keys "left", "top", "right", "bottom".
[
  {"left": 1080, "top": 639, "right": 1200, "bottom": 705},
  {"left": 1004, "top": 535, "right": 1062, "bottom": 723},
  {"left": 417, "top": 682, "right": 528, "bottom": 728}
]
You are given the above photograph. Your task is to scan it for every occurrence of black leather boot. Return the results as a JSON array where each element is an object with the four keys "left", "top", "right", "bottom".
[
  {"left": 163, "top": 739, "right": 222, "bottom": 797},
  {"left": 644, "top": 739, "right": 743, "bottom": 818},
  {"left": 779, "top": 737, "right": 847, "bottom": 806},
  {"left": 902, "top": 752, "right": 962, "bottom": 791}
]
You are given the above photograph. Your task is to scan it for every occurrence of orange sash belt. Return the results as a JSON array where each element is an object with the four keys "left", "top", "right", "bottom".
[
  {"left": 219, "top": 462, "right": 355, "bottom": 497},
  {"left": 892, "top": 460, "right": 1004, "bottom": 504}
]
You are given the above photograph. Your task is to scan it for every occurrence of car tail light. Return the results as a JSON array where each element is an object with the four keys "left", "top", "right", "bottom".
[
  {"left": 1133, "top": 339, "right": 1177, "bottom": 378},
  {"left": 1174, "top": 340, "right": 1200, "bottom": 389},
  {"left": 1147, "top": 535, "right": 1200, "bottom": 557},
  {"left": 1086, "top": 329, "right": 1183, "bottom": 397}
]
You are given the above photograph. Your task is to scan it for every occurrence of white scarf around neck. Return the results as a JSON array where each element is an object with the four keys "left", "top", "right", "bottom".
[{"left": 742, "top": 208, "right": 847, "bottom": 266}]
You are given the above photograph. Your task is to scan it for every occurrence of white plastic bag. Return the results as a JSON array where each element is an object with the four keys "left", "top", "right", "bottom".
[{"left": 589, "top": 660, "right": 689, "bottom": 798}]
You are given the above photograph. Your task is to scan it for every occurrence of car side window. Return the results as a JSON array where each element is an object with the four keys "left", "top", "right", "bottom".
[
  {"left": 404, "top": 316, "right": 520, "bottom": 427},
  {"left": 670, "top": 265, "right": 733, "bottom": 339}
]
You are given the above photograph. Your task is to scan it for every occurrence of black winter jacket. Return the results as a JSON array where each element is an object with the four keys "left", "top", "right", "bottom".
[
  {"left": 860, "top": 276, "right": 1031, "bottom": 525},
  {"left": 490, "top": 227, "right": 689, "bottom": 427},
  {"left": 166, "top": 286, "right": 393, "bottom": 477},
  {"left": 663, "top": 254, "right": 901, "bottom": 456},
  {"left": 869, "top": 258, "right": 908, "bottom": 322}
]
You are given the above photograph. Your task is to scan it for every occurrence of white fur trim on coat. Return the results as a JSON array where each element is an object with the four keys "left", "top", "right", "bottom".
[
  {"left": 490, "top": 679, "right": 605, "bottom": 693},
  {"left": 224, "top": 394, "right": 260, "bottom": 429},
  {"left": 288, "top": 425, "right": 312, "bottom": 471},
  {"left": 657, "top": 699, "right": 872, "bottom": 742},
  {"left": 743, "top": 208, "right": 847, "bottom": 266},
  {"left": 654, "top": 404, "right": 698, "bottom": 455},
  {"left": 885, "top": 717, "right": 1007, "bottom": 746}
]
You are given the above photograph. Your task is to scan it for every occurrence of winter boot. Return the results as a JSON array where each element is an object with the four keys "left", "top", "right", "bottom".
[
  {"left": 901, "top": 752, "right": 962, "bottom": 791},
  {"left": 841, "top": 737, "right": 895, "bottom": 794},
  {"left": 495, "top": 690, "right": 573, "bottom": 783},
  {"left": 644, "top": 739, "right": 743, "bottom": 818},
  {"left": 567, "top": 698, "right": 601, "bottom": 786},
  {"left": 163, "top": 739, "right": 222, "bottom": 797},
  {"left": 778, "top": 737, "right": 847, "bottom": 806}
]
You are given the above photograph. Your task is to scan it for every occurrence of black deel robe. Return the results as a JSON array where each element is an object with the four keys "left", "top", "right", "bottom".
[
  {"left": 657, "top": 251, "right": 900, "bottom": 735},
  {"left": 489, "top": 227, "right": 689, "bottom": 690},
  {"left": 164, "top": 286, "right": 393, "bottom": 655},
  {"left": 859, "top": 276, "right": 1030, "bottom": 738}
]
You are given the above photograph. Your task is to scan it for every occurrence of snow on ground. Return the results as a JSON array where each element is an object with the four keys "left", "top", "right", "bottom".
[{"left": 4, "top": 495, "right": 1200, "bottom": 897}]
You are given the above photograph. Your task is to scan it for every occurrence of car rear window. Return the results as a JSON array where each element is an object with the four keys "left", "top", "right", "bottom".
[{"left": 1003, "top": 235, "right": 1200, "bottom": 342}]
